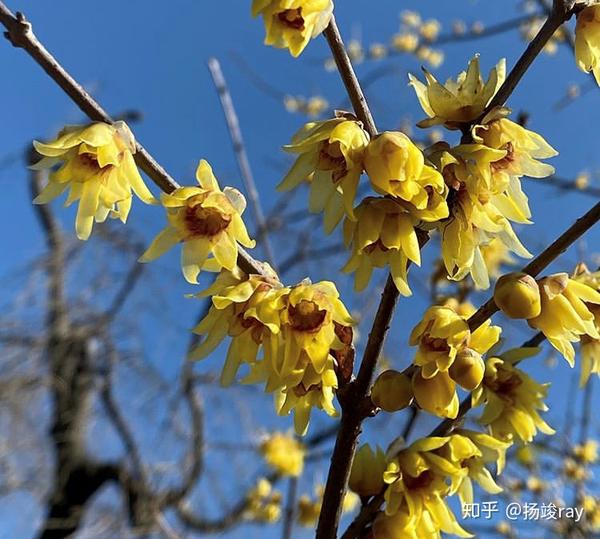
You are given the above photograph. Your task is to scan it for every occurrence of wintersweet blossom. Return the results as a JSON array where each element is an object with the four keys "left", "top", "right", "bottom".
[
  {"left": 278, "top": 117, "right": 370, "bottom": 231},
  {"left": 342, "top": 197, "right": 421, "bottom": 295},
  {"left": 528, "top": 273, "right": 600, "bottom": 366},
  {"left": 473, "top": 349, "right": 555, "bottom": 443},
  {"left": 575, "top": 4, "right": 600, "bottom": 85},
  {"left": 139, "top": 160, "right": 255, "bottom": 283},
  {"left": 382, "top": 437, "right": 472, "bottom": 537},
  {"left": 32, "top": 122, "right": 155, "bottom": 240},
  {"left": 252, "top": 0, "right": 334, "bottom": 57},
  {"left": 260, "top": 432, "right": 305, "bottom": 476},
  {"left": 409, "top": 55, "right": 506, "bottom": 129}
]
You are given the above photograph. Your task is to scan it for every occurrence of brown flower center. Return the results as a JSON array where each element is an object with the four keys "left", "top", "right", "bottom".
[
  {"left": 288, "top": 300, "right": 327, "bottom": 332},
  {"left": 421, "top": 334, "right": 450, "bottom": 353},
  {"left": 487, "top": 371, "right": 522, "bottom": 398},
  {"left": 318, "top": 141, "right": 346, "bottom": 173},
  {"left": 364, "top": 239, "right": 389, "bottom": 254},
  {"left": 403, "top": 470, "right": 434, "bottom": 491},
  {"left": 277, "top": 8, "right": 305, "bottom": 30},
  {"left": 490, "top": 142, "right": 515, "bottom": 172},
  {"left": 184, "top": 205, "right": 231, "bottom": 237},
  {"left": 78, "top": 153, "right": 103, "bottom": 172}
]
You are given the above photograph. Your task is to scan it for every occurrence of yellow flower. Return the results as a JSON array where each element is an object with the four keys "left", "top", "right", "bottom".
[
  {"left": 515, "top": 445, "right": 536, "bottom": 467},
  {"left": 278, "top": 117, "right": 370, "bottom": 231},
  {"left": 475, "top": 118, "right": 557, "bottom": 190},
  {"left": 252, "top": 0, "right": 334, "bottom": 57},
  {"left": 412, "top": 369, "right": 459, "bottom": 419},
  {"left": 581, "top": 334, "right": 600, "bottom": 386},
  {"left": 410, "top": 302, "right": 500, "bottom": 382},
  {"left": 575, "top": 4, "right": 600, "bottom": 85},
  {"left": 573, "top": 439, "right": 599, "bottom": 464},
  {"left": 342, "top": 197, "right": 421, "bottom": 295},
  {"left": 245, "top": 478, "right": 282, "bottom": 523},
  {"left": 297, "top": 494, "right": 321, "bottom": 527},
  {"left": 419, "top": 19, "right": 441, "bottom": 42},
  {"left": 371, "top": 370, "right": 413, "bottom": 412},
  {"left": 245, "top": 280, "right": 353, "bottom": 435},
  {"left": 400, "top": 10, "right": 421, "bottom": 28},
  {"left": 260, "top": 432, "right": 305, "bottom": 476},
  {"left": 573, "top": 263, "right": 600, "bottom": 385},
  {"left": 446, "top": 430, "right": 510, "bottom": 505},
  {"left": 472, "top": 351, "right": 555, "bottom": 443},
  {"left": 391, "top": 32, "right": 419, "bottom": 53},
  {"left": 528, "top": 273, "right": 600, "bottom": 367},
  {"left": 480, "top": 238, "right": 516, "bottom": 280},
  {"left": 304, "top": 95, "right": 329, "bottom": 117},
  {"left": 349, "top": 444, "right": 387, "bottom": 496},
  {"left": 277, "top": 280, "right": 354, "bottom": 375},
  {"left": 189, "top": 267, "right": 285, "bottom": 386},
  {"left": 382, "top": 437, "right": 472, "bottom": 537},
  {"left": 409, "top": 306, "right": 470, "bottom": 378},
  {"left": 140, "top": 160, "right": 255, "bottom": 283},
  {"left": 430, "top": 142, "right": 533, "bottom": 289},
  {"left": 564, "top": 457, "right": 589, "bottom": 482},
  {"left": 494, "top": 272, "right": 542, "bottom": 319},
  {"left": 364, "top": 132, "right": 448, "bottom": 219},
  {"left": 32, "top": 122, "right": 155, "bottom": 240},
  {"left": 409, "top": 56, "right": 506, "bottom": 129}
]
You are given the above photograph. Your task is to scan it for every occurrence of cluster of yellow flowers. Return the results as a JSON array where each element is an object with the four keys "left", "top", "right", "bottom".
[
  {"left": 349, "top": 431, "right": 509, "bottom": 538},
  {"left": 29, "top": 3, "right": 600, "bottom": 538},
  {"left": 409, "top": 300, "right": 501, "bottom": 418},
  {"left": 283, "top": 94, "right": 329, "bottom": 118},
  {"left": 322, "top": 10, "right": 445, "bottom": 70},
  {"left": 277, "top": 54, "right": 560, "bottom": 296},
  {"left": 260, "top": 431, "right": 306, "bottom": 476},
  {"left": 245, "top": 478, "right": 283, "bottom": 523},
  {"left": 494, "top": 266, "right": 600, "bottom": 383},
  {"left": 190, "top": 270, "right": 353, "bottom": 435}
]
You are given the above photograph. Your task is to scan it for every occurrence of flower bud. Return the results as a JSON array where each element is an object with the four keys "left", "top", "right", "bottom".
[
  {"left": 448, "top": 348, "right": 485, "bottom": 390},
  {"left": 412, "top": 369, "right": 459, "bottom": 419},
  {"left": 493, "top": 272, "right": 541, "bottom": 319},
  {"left": 371, "top": 370, "right": 413, "bottom": 412},
  {"left": 349, "top": 444, "right": 387, "bottom": 496}
]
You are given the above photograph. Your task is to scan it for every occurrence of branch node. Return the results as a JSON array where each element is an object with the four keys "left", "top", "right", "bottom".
[{"left": 4, "top": 11, "right": 31, "bottom": 48}]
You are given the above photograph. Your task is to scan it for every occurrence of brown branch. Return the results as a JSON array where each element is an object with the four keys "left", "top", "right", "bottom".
[
  {"left": 482, "top": 0, "right": 580, "bottom": 116},
  {"left": 282, "top": 476, "right": 298, "bottom": 539},
  {"left": 323, "top": 15, "right": 377, "bottom": 137},
  {"left": 467, "top": 201, "right": 600, "bottom": 332},
  {"left": 207, "top": 57, "right": 277, "bottom": 270},
  {"left": 0, "top": 1, "right": 266, "bottom": 278}
]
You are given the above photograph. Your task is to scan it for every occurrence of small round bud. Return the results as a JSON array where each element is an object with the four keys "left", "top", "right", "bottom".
[
  {"left": 371, "top": 370, "right": 413, "bottom": 412},
  {"left": 494, "top": 272, "right": 541, "bottom": 319},
  {"left": 412, "top": 369, "right": 458, "bottom": 419},
  {"left": 349, "top": 444, "right": 386, "bottom": 496},
  {"left": 448, "top": 348, "right": 485, "bottom": 390}
]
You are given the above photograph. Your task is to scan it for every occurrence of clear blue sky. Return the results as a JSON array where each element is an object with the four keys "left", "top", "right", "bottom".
[{"left": 1, "top": 1, "right": 600, "bottom": 538}]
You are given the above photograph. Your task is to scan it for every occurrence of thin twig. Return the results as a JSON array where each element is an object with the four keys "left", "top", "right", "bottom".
[
  {"left": 467, "top": 201, "right": 600, "bottom": 332},
  {"left": 282, "top": 476, "right": 298, "bottom": 539},
  {"left": 482, "top": 0, "right": 579, "bottom": 116},
  {"left": 207, "top": 58, "right": 277, "bottom": 270}
]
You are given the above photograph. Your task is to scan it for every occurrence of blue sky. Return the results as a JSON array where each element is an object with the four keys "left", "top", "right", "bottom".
[{"left": 2, "top": 1, "right": 600, "bottom": 538}]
